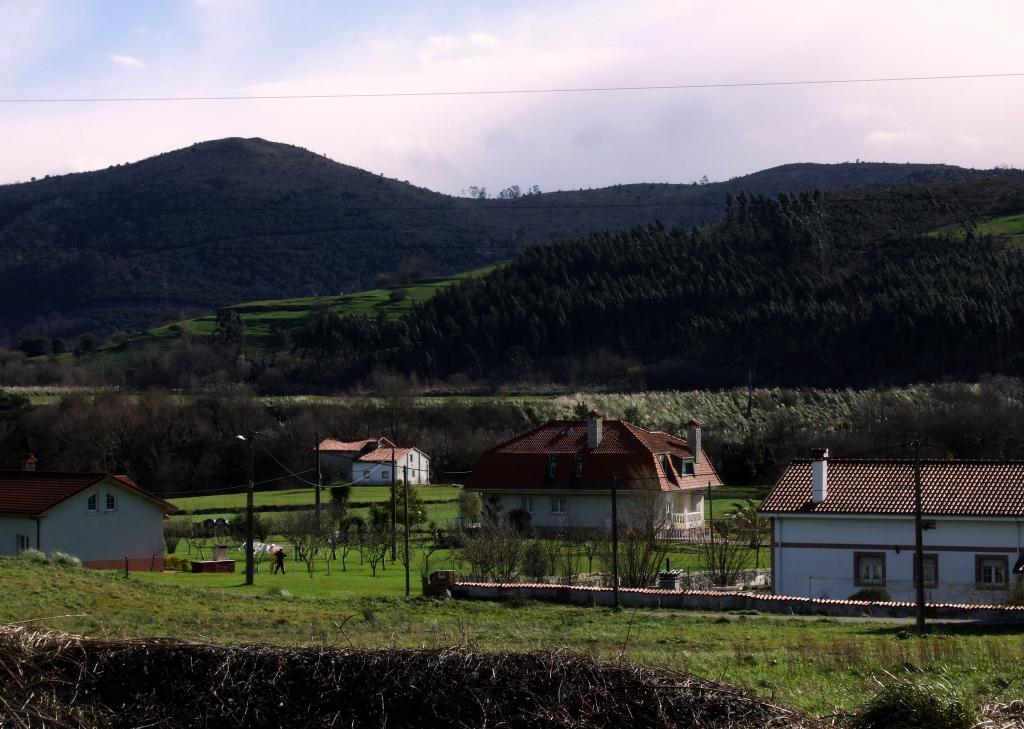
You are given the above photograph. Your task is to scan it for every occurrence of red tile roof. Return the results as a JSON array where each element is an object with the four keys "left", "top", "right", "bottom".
[
  {"left": 466, "top": 419, "right": 721, "bottom": 492},
  {"left": 319, "top": 436, "right": 396, "bottom": 453},
  {"left": 760, "top": 459, "right": 1024, "bottom": 516},
  {"left": 0, "top": 470, "right": 176, "bottom": 517},
  {"left": 356, "top": 447, "right": 412, "bottom": 463}
]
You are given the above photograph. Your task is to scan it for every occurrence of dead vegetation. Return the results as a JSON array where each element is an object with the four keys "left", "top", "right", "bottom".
[{"left": 0, "top": 625, "right": 824, "bottom": 728}]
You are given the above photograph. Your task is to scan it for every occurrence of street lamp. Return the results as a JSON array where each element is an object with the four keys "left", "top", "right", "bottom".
[{"left": 236, "top": 432, "right": 256, "bottom": 585}]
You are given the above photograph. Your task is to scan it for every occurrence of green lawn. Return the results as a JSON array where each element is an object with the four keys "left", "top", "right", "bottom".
[
  {"left": 3, "top": 555, "right": 1021, "bottom": 717},
  {"left": 171, "top": 484, "right": 462, "bottom": 512}
]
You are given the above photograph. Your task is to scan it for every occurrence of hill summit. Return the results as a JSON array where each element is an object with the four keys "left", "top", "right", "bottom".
[{"left": 0, "top": 137, "right": 1013, "bottom": 340}]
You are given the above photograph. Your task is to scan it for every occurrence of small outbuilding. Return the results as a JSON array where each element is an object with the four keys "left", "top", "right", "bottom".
[{"left": 0, "top": 463, "right": 174, "bottom": 570}]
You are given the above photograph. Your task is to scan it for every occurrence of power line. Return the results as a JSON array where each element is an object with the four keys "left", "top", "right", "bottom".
[{"left": 1, "top": 72, "right": 1022, "bottom": 104}]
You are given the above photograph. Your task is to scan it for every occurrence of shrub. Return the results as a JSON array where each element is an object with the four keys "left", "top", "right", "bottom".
[
  {"left": 458, "top": 491, "right": 482, "bottom": 523},
  {"left": 848, "top": 587, "right": 892, "bottom": 602},
  {"left": 522, "top": 542, "right": 546, "bottom": 581},
  {"left": 388, "top": 288, "right": 408, "bottom": 302},
  {"left": 164, "top": 556, "right": 190, "bottom": 571},
  {"left": 18, "top": 548, "right": 48, "bottom": 564},
  {"left": 849, "top": 674, "right": 975, "bottom": 729},
  {"left": 330, "top": 484, "right": 352, "bottom": 504},
  {"left": 49, "top": 552, "right": 82, "bottom": 568}
]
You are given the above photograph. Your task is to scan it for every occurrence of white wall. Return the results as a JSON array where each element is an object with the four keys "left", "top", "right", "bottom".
[
  {"left": 483, "top": 490, "right": 703, "bottom": 531},
  {"left": 773, "top": 514, "right": 1023, "bottom": 602},
  {"left": 37, "top": 479, "right": 165, "bottom": 564},
  {"left": 0, "top": 515, "right": 38, "bottom": 555},
  {"left": 353, "top": 449, "right": 430, "bottom": 485}
]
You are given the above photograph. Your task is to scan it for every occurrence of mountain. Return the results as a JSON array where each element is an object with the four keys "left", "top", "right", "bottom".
[{"left": 0, "top": 136, "right": 1017, "bottom": 342}]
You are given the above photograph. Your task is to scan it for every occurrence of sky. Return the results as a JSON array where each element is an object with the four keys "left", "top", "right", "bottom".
[{"left": 0, "top": 0, "right": 1022, "bottom": 194}]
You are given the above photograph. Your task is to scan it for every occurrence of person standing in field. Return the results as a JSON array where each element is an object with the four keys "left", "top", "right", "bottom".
[{"left": 271, "top": 545, "right": 286, "bottom": 575}]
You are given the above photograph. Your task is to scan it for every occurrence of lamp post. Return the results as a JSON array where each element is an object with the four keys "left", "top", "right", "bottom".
[
  {"left": 236, "top": 432, "right": 257, "bottom": 586},
  {"left": 611, "top": 474, "right": 619, "bottom": 608}
]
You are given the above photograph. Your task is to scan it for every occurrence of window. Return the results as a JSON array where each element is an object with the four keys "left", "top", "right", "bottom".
[
  {"left": 105, "top": 492, "right": 117, "bottom": 511},
  {"left": 573, "top": 454, "right": 583, "bottom": 478},
  {"left": 362, "top": 470, "right": 370, "bottom": 478},
  {"left": 16, "top": 534, "right": 30, "bottom": 552},
  {"left": 550, "top": 496, "right": 567, "bottom": 514},
  {"left": 87, "top": 492, "right": 97, "bottom": 512},
  {"left": 914, "top": 554, "right": 939, "bottom": 588},
  {"left": 657, "top": 454, "right": 668, "bottom": 473},
  {"left": 408, "top": 454, "right": 413, "bottom": 462},
  {"left": 854, "top": 552, "right": 885, "bottom": 586},
  {"left": 546, "top": 454, "right": 557, "bottom": 479},
  {"left": 684, "top": 461, "right": 695, "bottom": 475},
  {"left": 520, "top": 496, "right": 534, "bottom": 513},
  {"left": 382, "top": 470, "right": 391, "bottom": 480},
  {"left": 976, "top": 555, "right": 1009, "bottom": 589}
]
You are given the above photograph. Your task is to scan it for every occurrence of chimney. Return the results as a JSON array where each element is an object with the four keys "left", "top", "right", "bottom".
[
  {"left": 20, "top": 453, "right": 37, "bottom": 472},
  {"left": 586, "top": 411, "right": 603, "bottom": 450},
  {"left": 687, "top": 419, "right": 703, "bottom": 464},
  {"left": 810, "top": 447, "right": 829, "bottom": 503}
]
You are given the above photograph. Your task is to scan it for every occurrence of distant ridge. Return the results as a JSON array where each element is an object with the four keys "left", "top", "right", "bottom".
[{"left": 0, "top": 136, "right": 1014, "bottom": 340}]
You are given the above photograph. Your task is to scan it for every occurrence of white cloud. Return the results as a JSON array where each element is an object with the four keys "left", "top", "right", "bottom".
[
  {"left": 2, "top": 0, "right": 1024, "bottom": 191},
  {"left": 107, "top": 54, "right": 145, "bottom": 69}
]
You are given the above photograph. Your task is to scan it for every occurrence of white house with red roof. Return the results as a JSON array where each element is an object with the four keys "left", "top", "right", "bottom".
[
  {"left": 0, "top": 457, "right": 174, "bottom": 570},
  {"left": 760, "top": 449, "right": 1024, "bottom": 603},
  {"left": 318, "top": 436, "right": 430, "bottom": 485},
  {"left": 466, "top": 413, "right": 721, "bottom": 536}
]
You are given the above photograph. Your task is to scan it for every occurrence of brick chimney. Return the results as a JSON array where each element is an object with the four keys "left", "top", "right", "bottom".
[
  {"left": 687, "top": 419, "right": 703, "bottom": 464},
  {"left": 20, "top": 453, "right": 37, "bottom": 472},
  {"left": 586, "top": 411, "right": 603, "bottom": 450},
  {"left": 810, "top": 447, "right": 829, "bottom": 503}
]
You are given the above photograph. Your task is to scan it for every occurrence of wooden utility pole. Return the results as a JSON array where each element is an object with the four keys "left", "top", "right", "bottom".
[
  {"left": 913, "top": 440, "right": 926, "bottom": 635},
  {"left": 245, "top": 431, "right": 255, "bottom": 586},
  {"left": 611, "top": 474, "right": 619, "bottom": 608},
  {"left": 403, "top": 464, "right": 411, "bottom": 597},
  {"left": 390, "top": 449, "right": 398, "bottom": 561},
  {"left": 314, "top": 432, "right": 322, "bottom": 546}
]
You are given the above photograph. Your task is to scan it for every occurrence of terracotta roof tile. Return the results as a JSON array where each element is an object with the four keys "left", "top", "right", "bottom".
[
  {"left": 319, "top": 436, "right": 396, "bottom": 453},
  {"left": 760, "top": 459, "right": 1024, "bottom": 516},
  {"left": 0, "top": 470, "right": 175, "bottom": 516},
  {"left": 356, "top": 448, "right": 412, "bottom": 463},
  {"left": 466, "top": 419, "right": 721, "bottom": 492}
]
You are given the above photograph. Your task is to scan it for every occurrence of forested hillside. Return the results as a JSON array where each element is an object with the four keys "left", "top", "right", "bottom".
[{"left": 1, "top": 135, "right": 1015, "bottom": 343}]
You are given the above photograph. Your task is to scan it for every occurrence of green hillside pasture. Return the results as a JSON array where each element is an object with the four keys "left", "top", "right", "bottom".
[
  {"left": 4, "top": 556, "right": 1022, "bottom": 716},
  {"left": 151, "top": 264, "right": 500, "bottom": 344},
  {"left": 927, "top": 211, "right": 1024, "bottom": 241},
  {"left": 170, "top": 484, "right": 462, "bottom": 513}
]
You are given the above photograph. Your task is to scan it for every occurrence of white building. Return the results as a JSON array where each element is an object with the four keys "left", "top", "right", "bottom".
[
  {"left": 466, "top": 413, "right": 721, "bottom": 536},
  {"left": 319, "top": 436, "right": 430, "bottom": 485},
  {"left": 761, "top": 449, "right": 1024, "bottom": 603},
  {"left": 0, "top": 460, "right": 173, "bottom": 570}
]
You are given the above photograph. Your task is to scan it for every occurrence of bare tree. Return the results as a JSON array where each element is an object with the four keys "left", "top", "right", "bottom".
[
  {"left": 278, "top": 510, "right": 328, "bottom": 577},
  {"left": 597, "top": 490, "right": 670, "bottom": 588},
  {"left": 359, "top": 523, "right": 391, "bottom": 577},
  {"left": 726, "top": 499, "right": 771, "bottom": 569},
  {"left": 368, "top": 369, "right": 416, "bottom": 444},
  {"left": 696, "top": 519, "right": 751, "bottom": 587},
  {"left": 461, "top": 513, "right": 526, "bottom": 582}
]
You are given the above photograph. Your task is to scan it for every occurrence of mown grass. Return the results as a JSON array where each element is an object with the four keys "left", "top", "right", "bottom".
[
  {"left": 3, "top": 556, "right": 1021, "bottom": 717},
  {"left": 170, "top": 484, "right": 462, "bottom": 512}
]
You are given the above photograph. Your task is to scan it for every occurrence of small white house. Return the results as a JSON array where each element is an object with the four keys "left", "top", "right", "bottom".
[
  {"left": 319, "top": 437, "right": 430, "bottom": 485},
  {"left": 760, "top": 449, "right": 1024, "bottom": 603},
  {"left": 466, "top": 413, "right": 721, "bottom": 536},
  {"left": 0, "top": 463, "right": 173, "bottom": 570}
]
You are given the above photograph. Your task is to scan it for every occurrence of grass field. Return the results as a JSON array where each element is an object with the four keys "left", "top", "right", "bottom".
[
  {"left": 4, "top": 555, "right": 1021, "bottom": 717},
  {"left": 170, "top": 484, "right": 463, "bottom": 512}
]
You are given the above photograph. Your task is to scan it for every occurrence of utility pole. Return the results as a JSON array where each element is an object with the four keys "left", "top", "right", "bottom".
[
  {"left": 913, "top": 440, "right": 926, "bottom": 635},
  {"left": 611, "top": 474, "right": 619, "bottom": 608},
  {"left": 403, "top": 464, "right": 411, "bottom": 597},
  {"left": 315, "top": 432, "right": 322, "bottom": 547},
  {"left": 245, "top": 431, "right": 255, "bottom": 586},
  {"left": 391, "top": 449, "right": 398, "bottom": 562}
]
